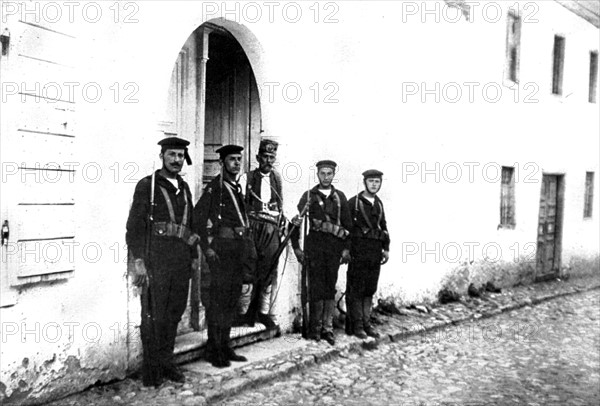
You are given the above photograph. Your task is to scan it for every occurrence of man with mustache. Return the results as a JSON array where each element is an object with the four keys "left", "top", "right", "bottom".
[
  {"left": 126, "top": 136, "right": 199, "bottom": 386},
  {"left": 346, "top": 169, "right": 390, "bottom": 339},
  {"left": 236, "top": 139, "right": 284, "bottom": 329},
  {"left": 193, "top": 145, "right": 254, "bottom": 367},
  {"left": 292, "top": 160, "right": 352, "bottom": 345}
]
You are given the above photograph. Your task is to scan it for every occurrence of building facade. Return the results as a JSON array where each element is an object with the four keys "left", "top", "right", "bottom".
[{"left": 0, "top": 1, "right": 598, "bottom": 404}]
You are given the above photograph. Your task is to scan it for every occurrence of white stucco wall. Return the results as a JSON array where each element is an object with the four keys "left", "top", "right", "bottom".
[{"left": 1, "top": 1, "right": 598, "bottom": 404}]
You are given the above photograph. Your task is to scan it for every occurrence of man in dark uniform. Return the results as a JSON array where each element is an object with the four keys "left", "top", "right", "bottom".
[
  {"left": 193, "top": 145, "right": 254, "bottom": 368},
  {"left": 126, "top": 136, "right": 199, "bottom": 386},
  {"left": 292, "top": 160, "right": 352, "bottom": 345},
  {"left": 237, "top": 139, "right": 283, "bottom": 329},
  {"left": 346, "top": 169, "right": 390, "bottom": 339}
]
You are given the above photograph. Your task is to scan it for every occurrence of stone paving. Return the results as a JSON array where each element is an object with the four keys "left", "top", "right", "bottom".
[
  {"left": 216, "top": 289, "right": 600, "bottom": 406},
  {"left": 44, "top": 275, "right": 600, "bottom": 406}
]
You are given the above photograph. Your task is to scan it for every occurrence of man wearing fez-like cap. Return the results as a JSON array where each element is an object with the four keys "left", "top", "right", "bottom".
[
  {"left": 193, "top": 144, "right": 256, "bottom": 367},
  {"left": 235, "top": 139, "right": 284, "bottom": 329},
  {"left": 346, "top": 169, "right": 390, "bottom": 339},
  {"left": 291, "top": 159, "right": 352, "bottom": 345},
  {"left": 126, "top": 136, "right": 200, "bottom": 386}
]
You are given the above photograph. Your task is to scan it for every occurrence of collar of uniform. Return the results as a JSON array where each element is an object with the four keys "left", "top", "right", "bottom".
[
  {"left": 358, "top": 191, "right": 379, "bottom": 206},
  {"left": 156, "top": 170, "right": 182, "bottom": 192},
  {"left": 312, "top": 184, "right": 336, "bottom": 198}
]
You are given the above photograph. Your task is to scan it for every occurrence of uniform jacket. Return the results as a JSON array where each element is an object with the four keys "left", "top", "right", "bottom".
[
  {"left": 291, "top": 185, "right": 352, "bottom": 251},
  {"left": 193, "top": 174, "right": 249, "bottom": 254},
  {"left": 126, "top": 171, "right": 198, "bottom": 267},
  {"left": 348, "top": 192, "right": 390, "bottom": 252}
]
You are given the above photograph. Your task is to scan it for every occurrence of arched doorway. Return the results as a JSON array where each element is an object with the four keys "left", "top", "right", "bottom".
[{"left": 160, "top": 21, "right": 264, "bottom": 351}]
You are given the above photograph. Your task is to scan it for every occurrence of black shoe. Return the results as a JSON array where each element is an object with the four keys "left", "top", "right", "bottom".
[
  {"left": 321, "top": 331, "right": 335, "bottom": 345},
  {"left": 364, "top": 326, "right": 380, "bottom": 338},
  {"left": 353, "top": 329, "right": 368, "bottom": 339},
  {"left": 206, "top": 351, "right": 231, "bottom": 368},
  {"left": 257, "top": 313, "right": 277, "bottom": 329},
  {"left": 141, "top": 367, "right": 163, "bottom": 387},
  {"left": 225, "top": 348, "right": 248, "bottom": 362},
  {"left": 162, "top": 365, "right": 185, "bottom": 383},
  {"left": 307, "top": 331, "right": 321, "bottom": 342}
]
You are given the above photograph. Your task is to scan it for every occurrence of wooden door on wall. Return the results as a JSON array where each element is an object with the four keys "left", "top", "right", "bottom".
[
  {"left": 536, "top": 175, "right": 562, "bottom": 280},
  {"left": 203, "top": 27, "right": 261, "bottom": 184}
]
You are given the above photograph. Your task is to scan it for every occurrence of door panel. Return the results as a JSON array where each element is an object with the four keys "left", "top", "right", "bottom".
[{"left": 536, "top": 175, "right": 561, "bottom": 279}]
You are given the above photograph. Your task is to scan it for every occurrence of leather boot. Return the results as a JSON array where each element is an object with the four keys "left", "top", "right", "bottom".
[
  {"left": 308, "top": 301, "right": 324, "bottom": 341},
  {"left": 350, "top": 298, "right": 367, "bottom": 339},
  {"left": 363, "top": 296, "right": 380, "bottom": 338},
  {"left": 321, "top": 300, "right": 336, "bottom": 345},
  {"left": 345, "top": 294, "right": 353, "bottom": 335}
]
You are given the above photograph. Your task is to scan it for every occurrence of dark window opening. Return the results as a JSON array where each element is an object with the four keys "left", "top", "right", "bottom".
[
  {"left": 584, "top": 172, "right": 594, "bottom": 218},
  {"left": 500, "top": 166, "right": 516, "bottom": 227},
  {"left": 589, "top": 51, "right": 598, "bottom": 103},
  {"left": 552, "top": 35, "right": 565, "bottom": 95}
]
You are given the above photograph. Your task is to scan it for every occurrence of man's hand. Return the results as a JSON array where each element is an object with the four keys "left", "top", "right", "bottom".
[
  {"left": 204, "top": 248, "right": 219, "bottom": 262},
  {"left": 132, "top": 258, "right": 148, "bottom": 287},
  {"left": 290, "top": 215, "right": 303, "bottom": 227},
  {"left": 340, "top": 249, "right": 351, "bottom": 264},
  {"left": 191, "top": 258, "right": 200, "bottom": 272},
  {"left": 381, "top": 250, "right": 390, "bottom": 265},
  {"left": 294, "top": 248, "right": 305, "bottom": 265}
]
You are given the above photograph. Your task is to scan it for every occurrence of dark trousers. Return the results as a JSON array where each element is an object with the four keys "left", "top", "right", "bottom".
[
  {"left": 205, "top": 238, "right": 247, "bottom": 356},
  {"left": 244, "top": 220, "right": 279, "bottom": 316},
  {"left": 347, "top": 238, "right": 383, "bottom": 298},
  {"left": 140, "top": 264, "right": 190, "bottom": 378},
  {"left": 306, "top": 233, "right": 343, "bottom": 301}
]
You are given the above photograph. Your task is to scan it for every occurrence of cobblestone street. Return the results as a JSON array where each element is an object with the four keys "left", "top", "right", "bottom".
[
  {"left": 46, "top": 284, "right": 600, "bottom": 406},
  {"left": 215, "top": 290, "right": 600, "bottom": 406}
]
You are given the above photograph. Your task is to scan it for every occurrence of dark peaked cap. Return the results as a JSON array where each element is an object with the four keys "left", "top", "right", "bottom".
[
  {"left": 316, "top": 160, "right": 337, "bottom": 169},
  {"left": 158, "top": 136, "right": 192, "bottom": 165},
  {"left": 362, "top": 169, "right": 384, "bottom": 178},
  {"left": 216, "top": 144, "right": 244, "bottom": 160}
]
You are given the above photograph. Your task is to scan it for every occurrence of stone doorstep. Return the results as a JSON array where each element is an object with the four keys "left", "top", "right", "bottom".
[
  {"left": 173, "top": 324, "right": 280, "bottom": 364},
  {"left": 184, "top": 279, "right": 600, "bottom": 404}
]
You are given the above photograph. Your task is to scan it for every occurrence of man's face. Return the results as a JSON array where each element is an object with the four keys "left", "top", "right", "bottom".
[
  {"left": 161, "top": 148, "right": 185, "bottom": 175},
  {"left": 317, "top": 167, "right": 335, "bottom": 188},
  {"left": 222, "top": 153, "right": 243, "bottom": 176},
  {"left": 364, "top": 177, "right": 382, "bottom": 194},
  {"left": 257, "top": 152, "right": 276, "bottom": 174}
]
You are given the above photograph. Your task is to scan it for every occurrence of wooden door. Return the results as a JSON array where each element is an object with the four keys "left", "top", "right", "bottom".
[{"left": 536, "top": 175, "right": 561, "bottom": 280}]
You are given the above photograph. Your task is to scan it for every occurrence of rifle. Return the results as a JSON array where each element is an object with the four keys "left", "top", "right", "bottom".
[
  {"left": 300, "top": 207, "right": 310, "bottom": 339},
  {"left": 300, "top": 183, "right": 311, "bottom": 339},
  {"left": 140, "top": 166, "right": 160, "bottom": 371}
]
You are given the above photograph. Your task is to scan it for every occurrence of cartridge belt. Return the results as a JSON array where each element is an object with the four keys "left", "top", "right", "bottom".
[
  {"left": 248, "top": 211, "right": 280, "bottom": 225},
  {"left": 311, "top": 219, "right": 349, "bottom": 240},
  {"left": 215, "top": 226, "right": 251, "bottom": 239},
  {"left": 152, "top": 221, "right": 199, "bottom": 246},
  {"left": 353, "top": 228, "right": 388, "bottom": 241}
]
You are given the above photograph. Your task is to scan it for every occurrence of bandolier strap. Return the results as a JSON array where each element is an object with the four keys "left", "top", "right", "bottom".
[
  {"left": 354, "top": 192, "right": 388, "bottom": 241},
  {"left": 154, "top": 186, "right": 199, "bottom": 246},
  {"left": 311, "top": 191, "right": 349, "bottom": 239}
]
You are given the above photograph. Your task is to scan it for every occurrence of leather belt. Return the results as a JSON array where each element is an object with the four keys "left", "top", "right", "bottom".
[
  {"left": 311, "top": 219, "right": 349, "bottom": 240},
  {"left": 248, "top": 211, "right": 280, "bottom": 225},
  {"left": 215, "top": 226, "right": 251, "bottom": 239},
  {"left": 152, "top": 221, "right": 199, "bottom": 246}
]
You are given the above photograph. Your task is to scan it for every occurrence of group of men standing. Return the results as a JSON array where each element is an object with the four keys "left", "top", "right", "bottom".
[{"left": 125, "top": 136, "right": 390, "bottom": 387}]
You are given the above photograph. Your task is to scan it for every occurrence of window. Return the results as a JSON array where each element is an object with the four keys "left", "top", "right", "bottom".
[
  {"left": 505, "top": 12, "right": 521, "bottom": 83},
  {"left": 500, "top": 167, "right": 516, "bottom": 227},
  {"left": 589, "top": 51, "right": 598, "bottom": 104},
  {"left": 552, "top": 35, "right": 565, "bottom": 95},
  {"left": 584, "top": 172, "right": 594, "bottom": 218}
]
